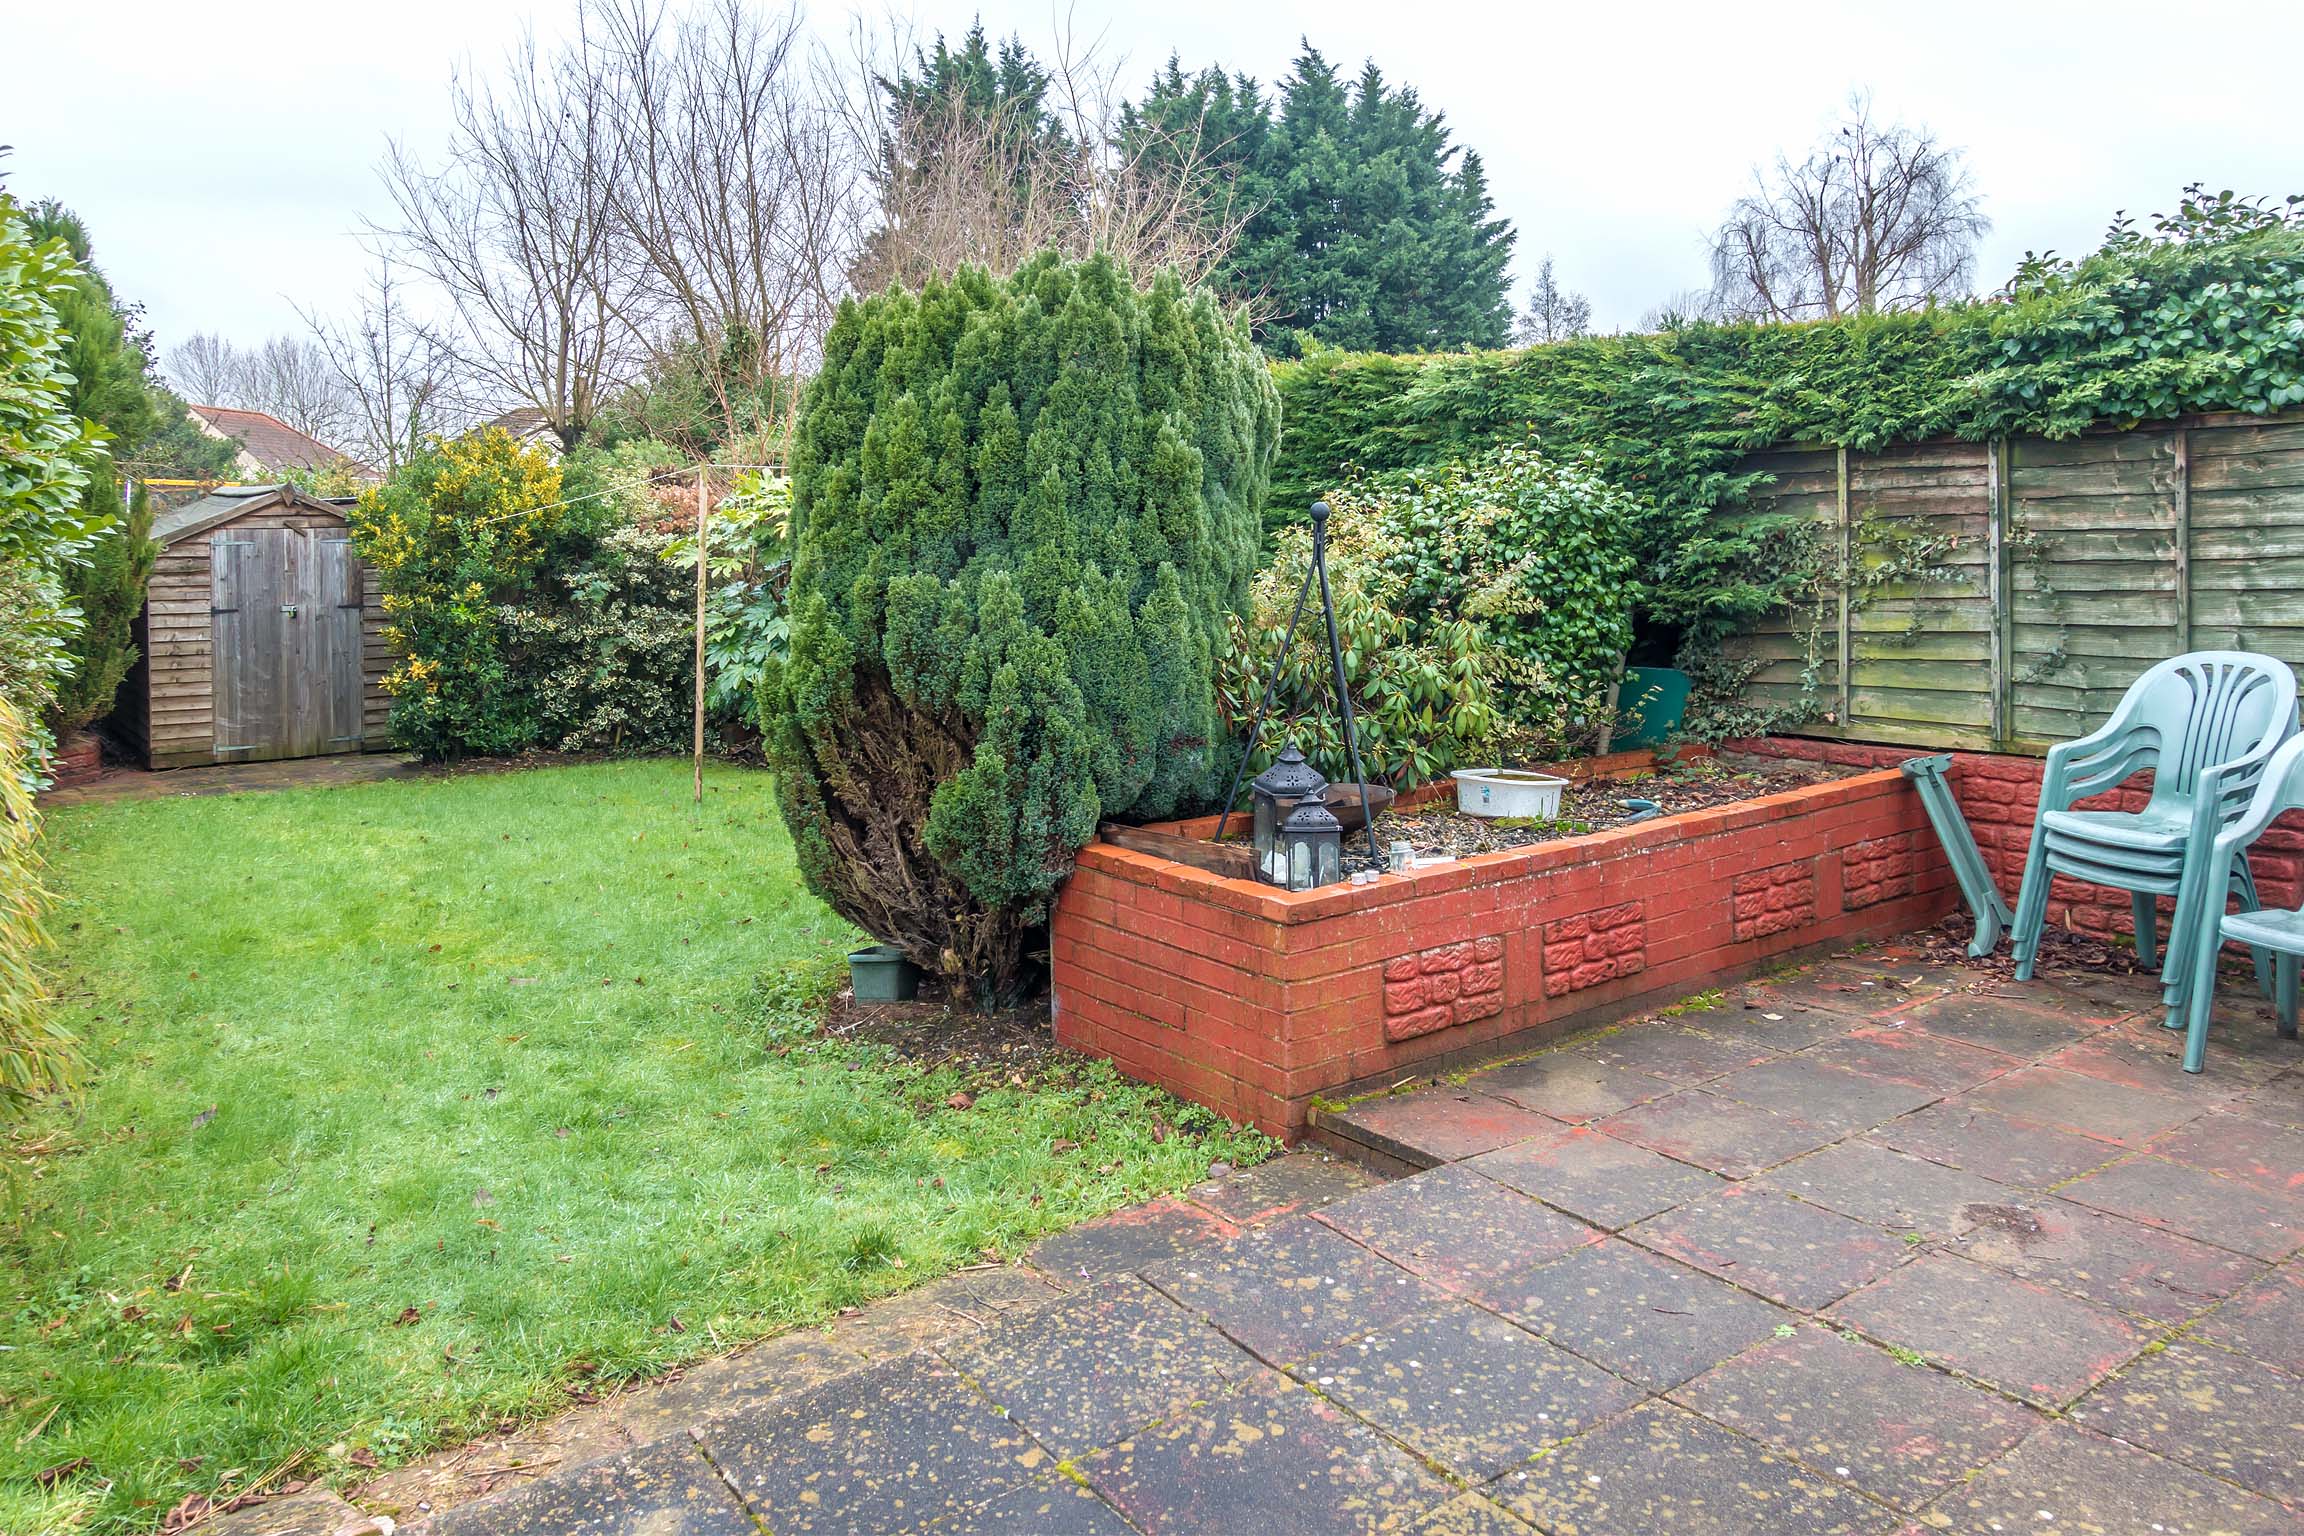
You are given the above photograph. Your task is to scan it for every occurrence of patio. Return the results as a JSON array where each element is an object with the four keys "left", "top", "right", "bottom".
[{"left": 237, "top": 934, "right": 2304, "bottom": 1535}]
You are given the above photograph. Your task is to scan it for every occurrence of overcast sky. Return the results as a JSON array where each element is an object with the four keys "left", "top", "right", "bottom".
[{"left": 11, "top": 0, "right": 2302, "bottom": 377}]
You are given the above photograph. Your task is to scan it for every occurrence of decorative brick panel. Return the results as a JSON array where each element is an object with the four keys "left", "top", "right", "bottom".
[
  {"left": 1541, "top": 901, "right": 1647, "bottom": 997},
  {"left": 1728, "top": 736, "right": 2304, "bottom": 943},
  {"left": 1841, "top": 832, "right": 1922, "bottom": 910},
  {"left": 1732, "top": 860, "right": 1818, "bottom": 939},
  {"left": 1384, "top": 935, "right": 1505, "bottom": 1041}
]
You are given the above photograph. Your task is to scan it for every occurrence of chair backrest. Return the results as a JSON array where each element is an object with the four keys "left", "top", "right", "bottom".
[
  {"left": 2219, "top": 735, "right": 2304, "bottom": 895},
  {"left": 2250, "top": 733, "right": 2304, "bottom": 828},
  {"left": 2118, "top": 652, "right": 2298, "bottom": 815}
]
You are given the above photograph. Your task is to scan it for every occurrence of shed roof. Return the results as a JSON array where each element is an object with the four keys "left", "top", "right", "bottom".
[{"left": 154, "top": 484, "right": 357, "bottom": 547}]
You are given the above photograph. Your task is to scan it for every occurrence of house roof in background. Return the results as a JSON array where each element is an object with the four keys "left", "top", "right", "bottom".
[
  {"left": 153, "top": 484, "right": 356, "bottom": 547},
  {"left": 189, "top": 405, "right": 370, "bottom": 476}
]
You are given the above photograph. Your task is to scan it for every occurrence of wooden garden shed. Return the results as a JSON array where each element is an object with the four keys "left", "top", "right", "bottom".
[{"left": 115, "top": 485, "right": 391, "bottom": 768}]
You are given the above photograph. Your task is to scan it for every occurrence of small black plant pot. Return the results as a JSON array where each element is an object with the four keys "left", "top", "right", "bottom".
[{"left": 848, "top": 944, "right": 921, "bottom": 1003}]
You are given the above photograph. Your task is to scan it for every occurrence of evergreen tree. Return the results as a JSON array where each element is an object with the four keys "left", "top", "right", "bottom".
[
  {"left": 49, "top": 483, "right": 156, "bottom": 737},
  {"left": 25, "top": 205, "right": 232, "bottom": 739},
  {"left": 763, "top": 254, "right": 1278, "bottom": 1002},
  {"left": 880, "top": 21, "right": 1062, "bottom": 147},
  {"left": 1132, "top": 44, "right": 1516, "bottom": 355}
]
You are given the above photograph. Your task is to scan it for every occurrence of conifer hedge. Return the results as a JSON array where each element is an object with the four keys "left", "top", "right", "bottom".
[{"left": 764, "top": 254, "right": 1279, "bottom": 1000}]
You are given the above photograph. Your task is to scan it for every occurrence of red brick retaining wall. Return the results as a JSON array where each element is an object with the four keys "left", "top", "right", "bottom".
[
  {"left": 1732, "top": 737, "right": 2304, "bottom": 947},
  {"left": 1051, "top": 763, "right": 1955, "bottom": 1139}
]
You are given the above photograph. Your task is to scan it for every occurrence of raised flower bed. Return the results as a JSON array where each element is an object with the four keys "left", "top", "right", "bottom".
[{"left": 1050, "top": 749, "right": 1957, "bottom": 1138}]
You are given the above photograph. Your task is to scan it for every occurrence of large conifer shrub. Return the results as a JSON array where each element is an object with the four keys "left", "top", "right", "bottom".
[{"left": 765, "top": 253, "right": 1278, "bottom": 1001}]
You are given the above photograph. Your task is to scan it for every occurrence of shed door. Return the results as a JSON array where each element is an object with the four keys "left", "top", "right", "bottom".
[{"left": 211, "top": 528, "right": 366, "bottom": 760}]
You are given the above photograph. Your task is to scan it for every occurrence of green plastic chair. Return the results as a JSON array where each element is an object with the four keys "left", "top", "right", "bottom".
[
  {"left": 2009, "top": 652, "right": 2298, "bottom": 1022},
  {"left": 2177, "top": 733, "right": 2304, "bottom": 1071}
]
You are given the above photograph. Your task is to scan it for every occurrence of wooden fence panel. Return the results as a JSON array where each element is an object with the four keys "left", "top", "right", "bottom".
[
  {"left": 1719, "top": 410, "right": 2304, "bottom": 756},
  {"left": 1719, "top": 446, "right": 1840, "bottom": 722},
  {"left": 2006, "top": 431, "right": 2184, "bottom": 747},
  {"left": 1845, "top": 441, "right": 1995, "bottom": 750},
  {"left": 2191, "top": 419, "right": 2304, "bottom": 668}
]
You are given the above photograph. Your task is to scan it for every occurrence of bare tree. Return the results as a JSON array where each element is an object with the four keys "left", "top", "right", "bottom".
[
  {"left": 378, "top": 25, "right": 637, "bottom": 449},
  {"left": 1512, "top": 255, "right": 1593, "bottom": 345},
  {"left": 166, "top": 331, "right": 354, "bottom": 445},
  {"left": 240, "top": 336, "right": 352, "bottom": 442},
  {"left": 1708, "top": 94, "right": 1989, "bottom": 323},
  {"left": 590, "top": 0, "right": 865, "bottom": 446},
  {"left": 166, "top": 332, "right": 245, "bottom": 406},
  {"left": 299, "top": 255, "right": 463, "bottom": 475},
  {"left": 840, "top": 21, "right": 1246, "bottom": 295}
]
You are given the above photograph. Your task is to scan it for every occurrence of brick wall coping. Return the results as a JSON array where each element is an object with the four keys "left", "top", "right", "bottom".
[{"left": 1079, "top": 763, "right": 1908, "bottom": 927}]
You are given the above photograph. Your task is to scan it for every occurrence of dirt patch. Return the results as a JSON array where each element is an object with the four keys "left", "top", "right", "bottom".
[
  {"left": 1963, "top": 1203, "right": 2047, "bottom": 1242},
  {"left": 818, "top": 979, "right": 1071, "bottom": 1082},
  {"left": 1369, "top": 755, "right": 1858, "bottom": 860}
]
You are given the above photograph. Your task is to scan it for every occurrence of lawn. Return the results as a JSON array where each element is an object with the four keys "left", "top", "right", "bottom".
[{"left": 0, "top": 760, "right": 1271, "bottom": 1533}]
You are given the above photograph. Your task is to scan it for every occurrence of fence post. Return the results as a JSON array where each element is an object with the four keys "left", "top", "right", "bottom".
[
  {"left": 2173, "top": 427, "right": 2193, "bottom": 654},
  {"left": 1987, "top": 436, "right": 2012, "bottom": 751},
  {"left": 1836, "top": 446, "right": 1853, "bottom": 733}
]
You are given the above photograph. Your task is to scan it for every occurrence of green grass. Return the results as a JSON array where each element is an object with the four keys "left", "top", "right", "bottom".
[{"left": 1, "top": 760, "right": 1271, "bottom": 1532}]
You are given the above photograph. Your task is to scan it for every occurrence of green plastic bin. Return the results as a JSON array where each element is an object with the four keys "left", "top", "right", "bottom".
[
  {"left": 849, "top": 944, "right": 921, "bottom": 1003},
  {"left": 1611, "top": 666, "right": 1692, "bottom": 750}
]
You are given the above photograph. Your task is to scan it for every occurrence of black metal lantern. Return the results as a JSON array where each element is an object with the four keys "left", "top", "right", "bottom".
[
  {"left": 1250, "top": 743, "right": 1328, "bottom": 883},
  {"left": 1279, "top": 797, "right": 1345, "bottom": 891},
  {"left": 1212, "top": 498, "right": 1381, "bottom": 881}
]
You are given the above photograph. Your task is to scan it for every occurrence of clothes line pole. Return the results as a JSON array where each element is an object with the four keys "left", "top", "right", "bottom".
[{"left": 693, "top": 464, "right": 708, "bottom": 810}]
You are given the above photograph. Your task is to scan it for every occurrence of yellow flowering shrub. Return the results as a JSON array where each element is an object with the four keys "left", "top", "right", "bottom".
[{"left": 347, "top": 428, "right": 565, "bottom": 758}]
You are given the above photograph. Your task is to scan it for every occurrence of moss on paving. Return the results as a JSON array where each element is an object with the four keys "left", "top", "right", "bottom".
[{"left": 1, "top": 760, "right": 1270, "bottom": 1533}]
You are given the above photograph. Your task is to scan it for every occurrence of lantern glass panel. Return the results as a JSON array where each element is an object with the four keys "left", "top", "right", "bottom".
[
  {"left": 1250, "top": 743, "right": 1327, "bottom": 886},
  {"left": 1280, "top": 800, "right": 1345, "bottom": 892}
]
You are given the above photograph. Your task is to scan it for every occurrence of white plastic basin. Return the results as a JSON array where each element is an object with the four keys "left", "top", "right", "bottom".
[{"left": 1450, "top": 768, "right": 1569, "bottom": 820}]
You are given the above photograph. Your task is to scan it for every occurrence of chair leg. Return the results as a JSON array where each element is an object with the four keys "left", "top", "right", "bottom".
[
  {"left": 2182, "top": 912, "right": 2226, "bottom": 1074},
  {"left": 2010, "top": 827, "right": 2055, "bottom": 982},
  {"left": 2131, "top": 891, "right": 2158, "bottom": 970},
  {"left": 2162, "top": 857, "right": 2208, "bottom": 1026},
  {"left": 2234, "top": 860, "right": 2276, "bottom": 1005},
  {"left": 2279, "top": 954, "right": 2300, "bottom": 1041}
]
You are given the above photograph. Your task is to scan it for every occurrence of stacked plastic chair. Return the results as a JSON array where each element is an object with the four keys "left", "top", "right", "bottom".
[
  {"left": 2009, "top": 653, "right": 2298, "bottom": 1032},
  {"left": 2175, "top": 734, "right": 2304, "bottom": 1071}
]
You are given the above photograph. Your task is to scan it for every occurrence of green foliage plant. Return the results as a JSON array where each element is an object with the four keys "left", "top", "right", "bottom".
[
  {"left": 348, "top": 427, "right": 565, "bottom": 759},
  {"left": 0, "top": 182, "right": 107, "bottom": 732},
  {"left": 764, "top": 253, "right": 1278, "bottom": 1002},
  {"left": 693, "top": 470, "right": 793, "bottom": 728},
  {"left": 1375, "top": 442, "right": 1641, "bottom": 755},
  {"left": 0, "top": 695, "right": 80, "bottom": 1111},
  {"left": 1218, "top": 508, "right": 1499, "bottom": 789}
]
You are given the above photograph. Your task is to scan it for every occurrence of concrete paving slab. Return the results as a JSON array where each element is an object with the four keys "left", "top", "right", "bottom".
[
  {"left": 1465, "top": 1124, "right": 1726, "bottom": 1231},
  {"left": 1144, "top": 1215, "right": 1446, "bottom": 1367},
  {"left": 1485, "top": 1238, "right": 1791, "bottom": 1392},
  {"left": 1829, "top": 1253, "right": 2155, "bottom": 1408},
  {"left": 1295, "top": 1302, "right": 1641, "bottom": 1481},
  {"left": 1491, "top": 1399, "right": 1902, "bottom": 1536},
  {"left": 1671, "top": 1321, "right": 2039, "bottom": 1511},
  {"left": 1627, "top": 1184, "right": 1912, "bottom": 1311}
]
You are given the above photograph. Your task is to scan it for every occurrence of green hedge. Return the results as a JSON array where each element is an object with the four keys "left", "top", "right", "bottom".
[{"left": 1270, "top": 192, "right": 2304, "bottom": 659}]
